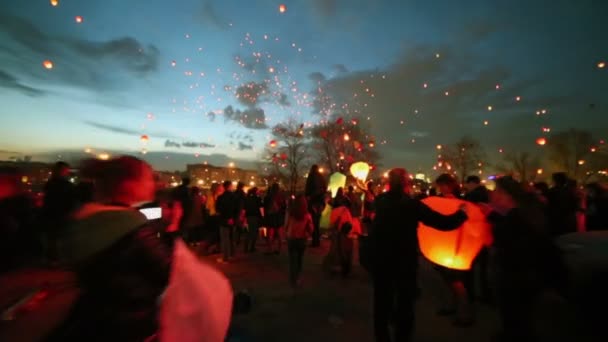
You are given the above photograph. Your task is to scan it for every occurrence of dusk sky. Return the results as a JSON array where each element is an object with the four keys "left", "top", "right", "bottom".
[{"left": 0, "top": 0, "right": 606, "bottom": 171}]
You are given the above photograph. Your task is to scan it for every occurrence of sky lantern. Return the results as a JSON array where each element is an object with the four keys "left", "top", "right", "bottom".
[
  {"left": 140, "top": 134, "right": 149, "bottom": 143},
  {"left": 515, "top": 96, "right": 521, "bottom": 102},
  {"left": 75, "top": 16, "right": 83, "bottom": 23},
  {"left": 279, "top": 4, "right": 287, "bottom": 13},
  {"left": 328, "top": 172, "right": 346, "bottom": 198},
  {"left": 418, "top": 197, "right": 491, "bottom": 270},
  {"left": 350, "top": 161, "right": 370, "bottom": 182},
  {"left": 598, "top": 61, "right": 606, "bottom": 69},
  {"left": 42, "top": 60, "right": 54, "bottom": 69},
  {"left": 578, "top": 160, "right": 585, "bottom": 165},
  {"left": 591, "top": 147, "right": 597, "bottom": 152},
  {"left": 50, "top": 0, "right": 59, "bottom": 6},
  {"left": 343, "top": 133, "right": 350, "bottom": 141},
  {"left": 537, "top": 168, "right": 543, "bottom": 175},
  {"left": 536, "top": 137, "right": 547, "bottom": 146},
  {"left": 269, "top": 139, "right": 277, "bottom": 148},
  {"left": 487, "top": 105, "right": 493, "bottom": 111}
]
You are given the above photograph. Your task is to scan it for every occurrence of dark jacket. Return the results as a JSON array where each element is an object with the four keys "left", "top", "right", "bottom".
[
  {"left": 489, "top": 207, "right": 567, "bottom": 293},
  {"left": 305, "top": 173, "right": 326, "bottom": 204},
  {"left": 216, "top": 191, "right": 239, "bottom": 226},
  {"left": 371, "top": 191, "right": 467, "bottom": 274},
  {"left": 546, "top": 186, "right": 578, "bottom": 236},
  {"left": 464, "top": 185, "right": 490, "bottom": 204},
  {"left": 244, "top": 193, "right": 263, "bottom": 217},
  {"left": 47, "top": 204, "right": 171, "bottom": 342},
  {"left": 42, "top": 177, "right": 76, "bottom": 226}
]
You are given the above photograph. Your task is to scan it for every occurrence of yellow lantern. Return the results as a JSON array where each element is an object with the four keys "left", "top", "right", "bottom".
[
  {"left": 417, "top": 197, "right": 491, "bottom": 270},
  {"left": 328, "top": 172, "right": 346, "bottom": 198},
  {"left": 350, "top": 161, "right": 370, "bottom": 181}
]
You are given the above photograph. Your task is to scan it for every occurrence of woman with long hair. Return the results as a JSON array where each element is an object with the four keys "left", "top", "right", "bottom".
[
  {"left": 285, "top": 195, "right": 313, "bottom": 288},
  {"left": 305, "top": 165, "right": 327, "bottom": 247},
  {"left": 264, "top": 183, "right": 286, "bottom": 254},
  {"left": 47, "top": 156, "right": 171, "bottom": 341}
]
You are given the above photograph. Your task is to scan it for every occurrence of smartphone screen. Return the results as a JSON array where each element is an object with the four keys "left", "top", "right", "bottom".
[{"left": 139, "top": 207, "right": 162, "bottom": 220}]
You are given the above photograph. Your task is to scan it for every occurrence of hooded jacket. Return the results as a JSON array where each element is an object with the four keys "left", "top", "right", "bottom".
[{"left": 47, "top": 203, "right": 172, "bottom": 341}]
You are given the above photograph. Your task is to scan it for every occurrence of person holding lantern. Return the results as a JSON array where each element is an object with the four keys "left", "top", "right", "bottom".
[{"left": 370, "top": 168, "right": 467, "bottom": 342}]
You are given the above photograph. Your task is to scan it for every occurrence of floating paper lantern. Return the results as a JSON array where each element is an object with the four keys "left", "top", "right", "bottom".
[
  {"left": 269, "top": 140, "right": 277, "bottom": 147},
  {"left": 42, "top": 60, "right": 54, "bottom": 69},
  {"left": 50, "top": 0, "right": 59, "bottom": 7},
  {"left": 75, "top": 16, "right": 83, "bottom": 23},
  {"left": 417, "top": 197, "right": 491, "bottom": 270},
  {"left": 279, "top": 4, "right": 287, "bottom": 13},
  {"left": 536, "top": 137, "right": 547, "bottom": 146},
  {"left": 350, "top": 161, "right": 370, "bottom": 181},
  {"left": 140, "top": 134, "right": 149, "bottom": 143},
  {"left": 328, "top": 172, "right": 346, "bottom": 198}
]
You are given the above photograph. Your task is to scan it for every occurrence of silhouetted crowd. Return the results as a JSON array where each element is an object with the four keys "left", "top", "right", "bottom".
[{"left": 0, "top": 158, "right": 606, "bottom": 341}]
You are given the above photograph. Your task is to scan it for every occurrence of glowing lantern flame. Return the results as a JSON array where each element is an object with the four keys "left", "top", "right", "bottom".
[
  {"left": 43, "top": 60, "right": 54, "bottom": 69},
  {"left": 578, "top": 160, "right": 585, "bottom": 165},
  {"left": 598, "top": 61, "right": 606, "bottom": 69},
  {"left": 279, "top": 4, "right": 287, "bottom": 13},
  {"left": 350, "top": 162, "right": 370, "bottom": 182},
  {"left": 537, "top": 169, "right": 543, "bottom": 175},
  {"left": 269, "top": 140, "right": 277, "bottom": 148},
  {"left": 75, "top": 16, "right": 83, "bottom": 23},
  {"left": 536, "top": 137, "right": 547, "bottom": 146},
  {"left": 343, "top": 133, "right": 350, "bottom": 141},
  {"left": 50, "top": 0, "right": 59, "bottom": 6},
  {"left": 140, "top": 135, "right": 149, "bottom": 143},
  {"left": 418, "top": 197, "right": 491, "bottom": 270}
]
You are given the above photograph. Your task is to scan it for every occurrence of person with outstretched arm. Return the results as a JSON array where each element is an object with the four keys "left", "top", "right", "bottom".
[{"left": 370, "top": 168, "right": 467, "bottom": 342}]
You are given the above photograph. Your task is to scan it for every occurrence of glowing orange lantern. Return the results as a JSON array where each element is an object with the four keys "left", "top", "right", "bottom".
[
  {"left": 418, "top": 197, "right": 491, "bottom": 270},
  {"left": 42, "top": 60, "right": 54, "bottom": 69},
  {"left": 50, "top": 0, "right": 59, "bottom": 6},
  {"left": 269, "top": 140, "right": 277, "bottom": 148},
  {"left": 279, "top": 4, "right": 287, "bottom": 13},
  {"left": 536, "top": 137, "right": 547, "bottom": 146},
  {"left": 140, "top": 134, "right": 149, "bottom": 143},
  {"left": 75, "top": 16, "right": 83, "bottom": 23}
]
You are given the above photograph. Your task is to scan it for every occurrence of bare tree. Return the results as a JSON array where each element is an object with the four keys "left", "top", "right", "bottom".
[
  {"left": 495, "top": 151, "right": 541, "bottom": 182},
  {"left": 262, "top": 119, "right": 311, "bottom": 194},
  {"left": 438, "top": 136, "right": 486, "bottom": 184},
  {"left": 310, "top": 117, "right": 380, "bottom": 174}
]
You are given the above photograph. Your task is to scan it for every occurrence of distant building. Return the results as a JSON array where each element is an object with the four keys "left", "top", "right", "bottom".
[
  {"left": 187, "top": 163, "right": 263, "bottom": 189},
  {"left": 155, "top": 171, "right": 182, "bottom": 188},
  {"left": 0, "top": 161, "right": 54, "bottom": 192}
]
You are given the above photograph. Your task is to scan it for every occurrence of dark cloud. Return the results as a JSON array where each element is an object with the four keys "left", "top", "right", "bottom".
[
  {"left": 0, "top": 13, "right": 159, "bottom": 93},
  {"left": 235, "top": 82, "right": 269, "bottom": 107},
  {"left": 200, "top": 2, "right": 230, "bottom": 30},
  {"left": 165, "top": 140, "right": 181, "bottom": 148},
  {"left": 238, "top": 142, "right": 253, "bottom": 151},
  {"left": 0, "top": 69, "right": 45, "bottom": 96},
  {"left": 182, "top": 141, "right": 216, "bottom": 148},
  {"left": 277, "top": 93, "right": 291, "bottom": 106},
  {"left": 312, "top": 0, "right": 338, "bottom": 18},
  {"left": 309, "top": 72, "right": 326, "bottom": 83},
  {"left": 308, "top": 38, "right": 567, "bottom": 168},
  {"left": 223, "top": 105, "right": 268, "bottom": 129},
  {"left": 83, "top": 121, "right": 179, "bottom": 140},
  {"left": 333, "top": 64, "right": 349, "bottom": 73}
]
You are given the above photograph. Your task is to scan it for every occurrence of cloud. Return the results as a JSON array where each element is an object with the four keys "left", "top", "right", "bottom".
[
  {"left": 312, "top": 0, "right": 338, "bottom": 18},
  {"left": 0, "top": 69, "right": 45, "bottom": 96},
  {"left": 309, "top": 72, "right": 326, "bottom": 83},
  {"left": 165, "top": 140, "right": 181, "bottom": 148},
  {"left": 222, "top": 105, "right": 268, "bottom": 129},
  {"left": 83, "top": 121, "right": 179, "bottom": 140},
  {"left": 333, "top": 64, "right": 349, "bottom": 73},
  {"left": 277, "top": 93, "right": 291, "bottom": 106},
  {"left": 308, "top": 38, "right": 558, "bottom": 167},
  {"left": 0, "top": 13, "right": 160, "bottom": 93},
  {"left": 182, "top": 141, "right": 216, "bottom": 148},
  {"left": 238, "top": 142, "right": 253, "bottom": 151},
  {"left": 200, "top": 2, "right": 230, "bottom": 30},
  {"left": 235, "top": 82, "right": 269, "bottom": 107}
]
